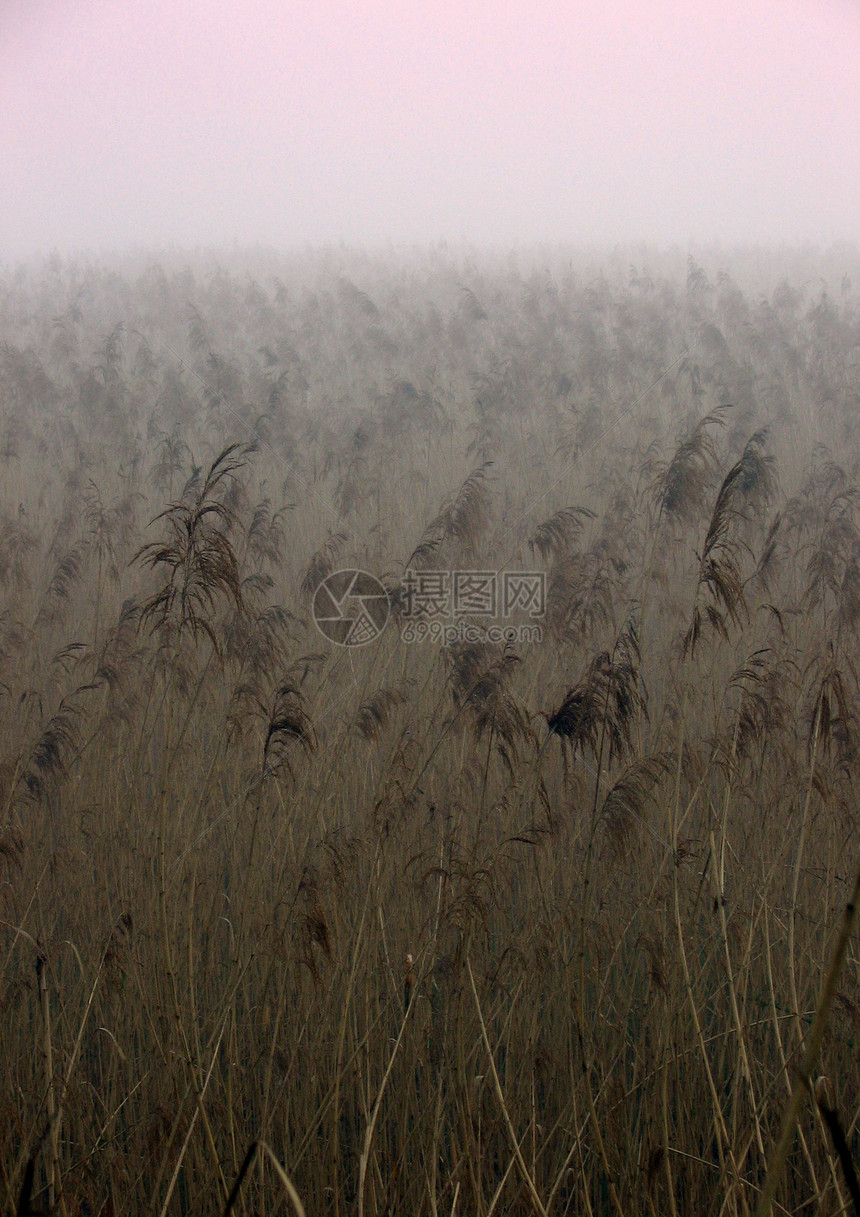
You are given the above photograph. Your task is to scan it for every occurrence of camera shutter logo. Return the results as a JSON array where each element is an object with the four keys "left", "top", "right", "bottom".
[{"left": 312, "top": 569, "right": 390, "bottom": 646}]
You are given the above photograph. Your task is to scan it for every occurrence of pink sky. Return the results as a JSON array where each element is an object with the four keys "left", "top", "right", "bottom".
[{"left": 2, "top": 0, "right": 859, "bottom": 256}]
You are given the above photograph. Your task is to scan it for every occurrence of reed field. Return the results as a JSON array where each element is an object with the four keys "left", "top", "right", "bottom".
[{"left": 3, "top": 245, "right": 860, "bottom": 1216}]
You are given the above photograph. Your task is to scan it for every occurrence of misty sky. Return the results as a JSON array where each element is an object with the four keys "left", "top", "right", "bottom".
[{"left": 2, "top": 0, "right": 859, "bottom": 257}]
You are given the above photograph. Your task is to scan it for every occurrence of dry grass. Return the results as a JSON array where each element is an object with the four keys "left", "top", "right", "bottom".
[{"left": 1, "top": 245, "right": 860, "bottom": 1215}]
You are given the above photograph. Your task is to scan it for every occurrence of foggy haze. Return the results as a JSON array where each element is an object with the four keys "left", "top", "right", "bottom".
[{"left": 2, "top": 0, "right": 859, "bottom": 258}]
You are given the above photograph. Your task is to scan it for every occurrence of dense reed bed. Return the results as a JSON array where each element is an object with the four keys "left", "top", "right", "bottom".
[{"left": 1, "top": 246, "right": 860, "bottom": 1215}]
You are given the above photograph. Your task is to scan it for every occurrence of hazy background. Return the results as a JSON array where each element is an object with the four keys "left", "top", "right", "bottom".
[{"left": 2, "top": 0, "right": 859, "bottom": 258}]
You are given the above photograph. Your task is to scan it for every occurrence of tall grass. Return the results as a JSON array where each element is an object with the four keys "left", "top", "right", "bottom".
[{"left": 1, "top": 246, "right": 860, "bottom": 1215}]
